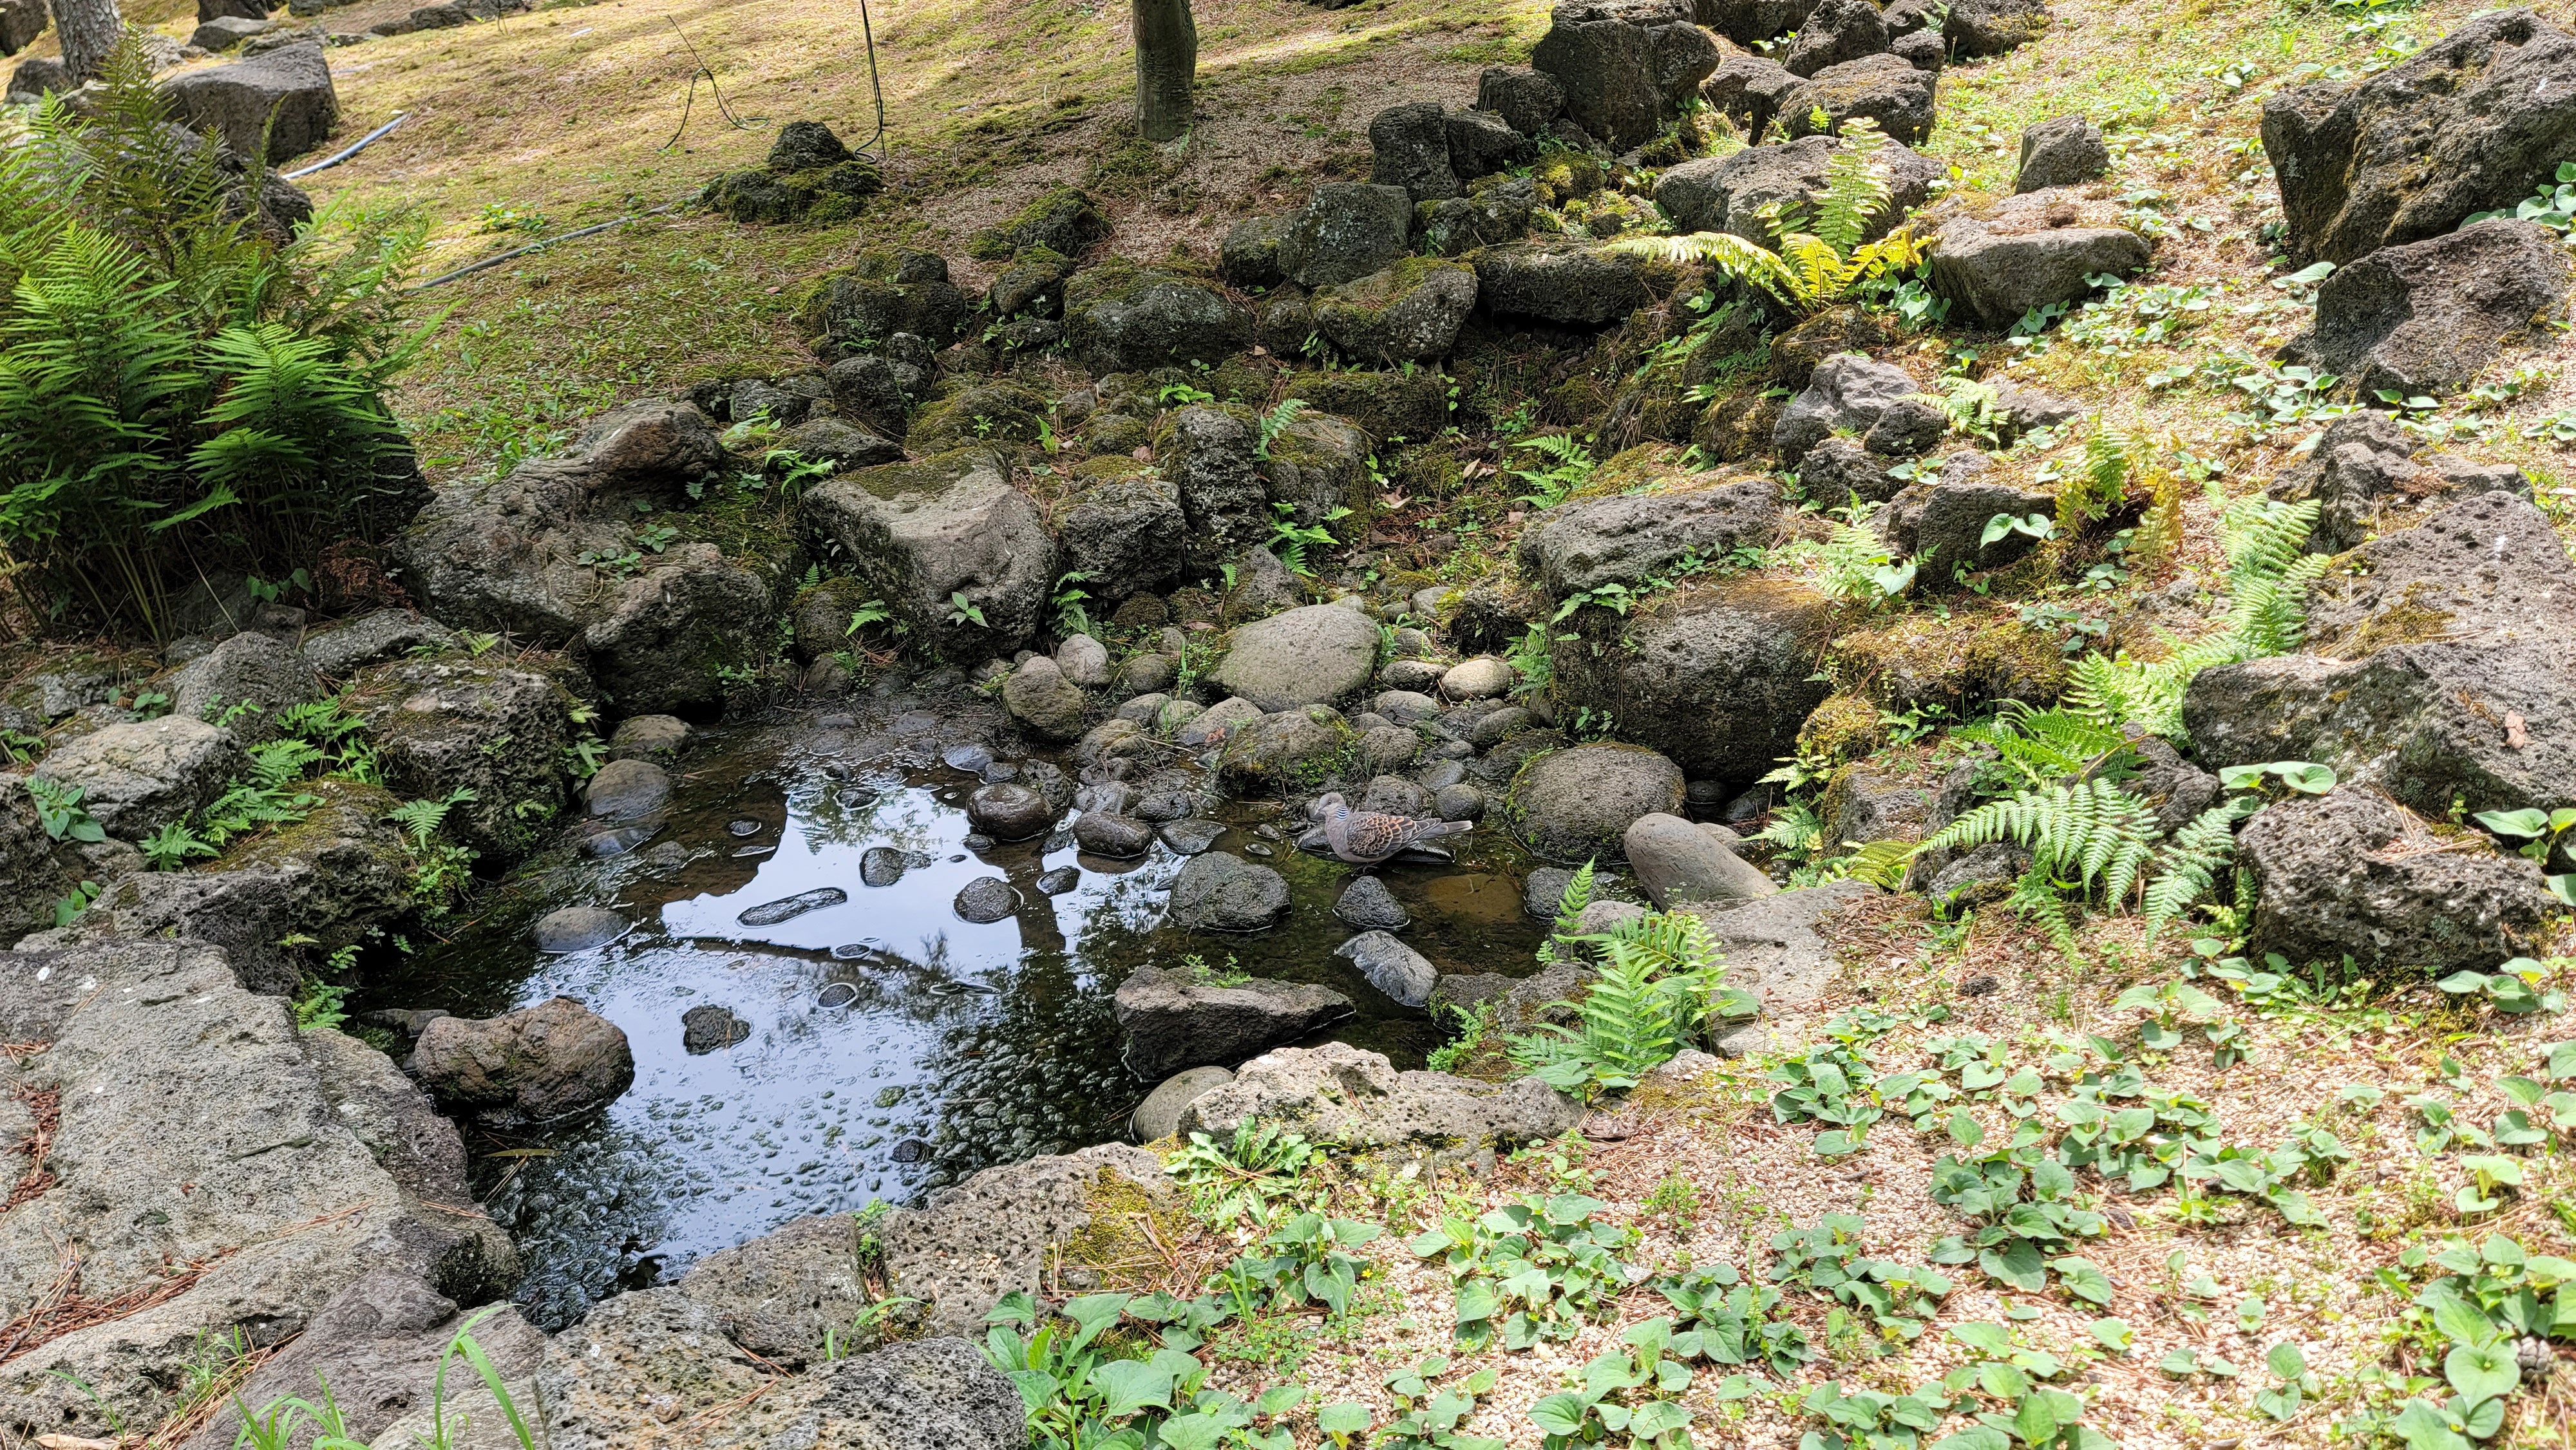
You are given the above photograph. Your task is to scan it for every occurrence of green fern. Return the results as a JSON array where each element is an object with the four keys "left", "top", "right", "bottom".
[
  {"left": 2060, "top": 426, "right": 2132, "bottom": 535},
  {"left": 1951, "top": 702, "right": 2132, "bottom": 791},
  {"left": 386, "top": 787, "right": 477, "bottom": 847},
  {"left": 2063, "top": 494, "right": 2328, "bottom": 740},
  {"left": 1917, "top": 778, "right": 2161, "bottom": 907},
  {"left": 1511, "top": 910, "right": 1746, "bottom": 1096},
  {"left": 1540, "top": 858, "right": 1598, "bottom": 963},
  {"left": 1251, "top": 398, "right": 1309, "bottom": 460},
  {"left": 2140, "top": 796, "right": 2263, "bottom": 942}
]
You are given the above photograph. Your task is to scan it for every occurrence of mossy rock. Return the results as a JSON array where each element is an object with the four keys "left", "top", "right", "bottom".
[
  {"left": 969, "top": 186, "right": 1108, "bottom": 261},
  {"left": 1062, "top": 258, "right": 1253, "bottom": 375},
  {"left": 1586, "top": 443, "right": 1697, "bottom": 500},
  {"left": 1694, "top": 389, "right": 1785, "bottom": 464},
  {"left": 792, "top": 255, "right": 972, "bottom": 353},
  {"left": 701, "top": 160, "right": 882, "bottom": 225},
  {"left": 1282, "top": 370, "right": 1447, "bottom": 446},
  {"left": 1824, "top": 609, "right": 2069, "bottom": 715},
  {"left": 788, "top": 577, "right": 884, "bottom": 663},
  {"left": 1529, "top": 146, "right": 1607, "bottom": 207},
  {"left": 907, "top": 380, "right": 1052, "bottom": 453},
  {"left": 1217, "top": 706, "right": 1358, "bottom": 787},
  {"left": 1260, "top": 409, "right": 1374, "bottom": 536},
  {"left": 1795, "top": 691, "right": 1886, "bottom": 766}
]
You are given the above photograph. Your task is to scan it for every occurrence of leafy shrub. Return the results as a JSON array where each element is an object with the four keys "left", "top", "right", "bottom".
[
  {"left": 0, "top": 38, "right": 427, "bottom": 641},
  {"left": 1510, "top": 911, "right": 1756, "bottom": 1095}
]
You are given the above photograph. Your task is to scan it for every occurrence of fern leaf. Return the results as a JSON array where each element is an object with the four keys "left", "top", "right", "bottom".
[
  {"left": 1607, "top": 231, "right": 1808, "bottom": 308},
  {"left": 2141, "top": 796, "right": 2259, "bottom": 942}
]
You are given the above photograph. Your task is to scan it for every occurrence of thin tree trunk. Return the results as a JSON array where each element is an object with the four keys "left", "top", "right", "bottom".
[
  {"left": 1133, "top": 0, "right": 1195, "bottom": 142},
  {"left": 48, "top": 0, "right": 120, "bottom": 80}
]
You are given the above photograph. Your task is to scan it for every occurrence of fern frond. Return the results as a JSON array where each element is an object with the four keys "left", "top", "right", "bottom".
[
  {"left": 1811, "top": 117, "right": 1891, "bottom": 255},
  {"left": 1608, "top": 231, "right": 1807, "bottom": 307},
  {"left": 1917, "top": 779, "right": 2157, "bottom": 906},
  {"left": 2140, "top": 796, "right": 2260, "bottom": 942}
]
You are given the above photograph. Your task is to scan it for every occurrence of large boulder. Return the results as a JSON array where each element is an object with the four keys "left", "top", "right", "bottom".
[
  {"left": 1695, "top": 0, "right": 1817, "bottom": 46},
  {"left": 48, "top": 779, "right": 413, "bottom": 994},
  {"left": 1283, "top": 182, "right": 1416, "bottom": 288},
  {"left": 409, "top": 995, "right": 635, "bottom": 1129},
  {"left": 1531, "top": 0, "right": 1723, "bottom": 151},
  {"left": 1061, "top": 259, "right": 1251, "bottom": 373},
  {"left": 1928, "top": 187, "right": 2150, "bottom": 329},
  {"left": 1210, "top": 603, "right": 1383, "bottom": 710},
  {"left": 1654, "top": 134, "right": 1940, "bottom": 246},
  {"left": 1625, "top": 812, "right": 1776, "bottom": 906},
  {"left": 793, "top": 249, "right": 974, "bottom": 353},
  {"left": 582, "top": 543, "right": 783, "bottom": 718},
  {"left": 0, "top": 777, "right": 86, "bottom": 939},
  {"left": 2282, "top": 219, "right": 2571, "bottom": 397},
  {"left": 536, "top": 1294, "right": 1021, "bottom": 1450},
  {"left": 672, "top": 1213, "right": 882, "bottom": 1368},
  {"left": 166, "top": 629, "right": 321, "bottom": 742},
  {"left": 878, "top": 1144, "right": 1178, "bottom": 1335},
  {"left": 2266, "top": 411, "right": 2530, "bottom": 554},
  {"left": 1772, "top": 352, "right": 1944, "bottom": 465},
  {"left": 1447, "top": 107, "right": 1530, "bottom": 180},
  {"left": 181, "top": 1269, "right": 545, "bottom": 1450},
  {"left": 1421, "top": 176, "right": 1539, "bottom": 257},
  {"left": 1506, "top": 742, "right": 1686, "bottom": 861},
  {"left": 1782, "top": 0, "right": 1889, "bottom": 76},
  {"left": 1674, "top": 879, "right": 1873, "bottom": 1013},
  {"left": 1779, "top": 53, "right": 1937, "bottom": 147},
  {"left": 1879, "top": 476, "right": 2058, "bottom": 583},
  {"left": 1515, "top": 475, "right": 1781, "bottom": 598},
  {"left": 1114, "top": 963, "right": 1354, "bottom": 1077},
  {"left": 800, "top": 448, "right": 1056, "bottom": 657},
  {"left": 1473, "top": 241, "right": 1654, "bottom": 326},
  {"left": 2262, "top": 9, "right": 2576, "bottom": 267},
  {"left": 1260, "top": 408, "right": 1374, "bottom": 527},
  {"left": 346, "top": 657, "right": 575, "bottom": 865},
  {"left": 1478, "top": 65, "right": 1567, "bottom": 135},
  {"left": 162, "top": 39, "right": 337, "bottom": 162},
  {"left": 29, "top": 715, "right": 244, "bottom": 839},
  {"left": 2185, "top": 491, "right": 2576, "bottom": 817},
  {"left": 1550, "top": 578, "right": 1839, "bottom": 782},
  {"left": 2016, "top": 115, "right": 2109, "bottom": 193},
  {"left": 1942, "top": 0, "right": 2050, "bottom": 57},
  {"left": 1, "top": 0, "right": 46, "bottom": 54},
  {"left": 1059, "top": 473, "right": 1186, "bottom": 598},
  {"left": 1177, "top": 1042, "right": 1586, "bottom": 1156},
  {"left": 1312, "top": 257, "right": 1481, "bottom": 362},
  {"left": 301, "top": 608, "right": 459, "bottom": 677},
  {"left": 1700, "top": 53, "right": 1799, "bottom": 137},
  {"left": 1217, "top": 707, "right": 1355, "bottom": 786},
  {"left": 1369, "top": 101, "right": 1460, "bottom": 202},
  {"left": 1157, "top": 403, "right": 1272, "bottom": 570},
  {"left": 2240, "top": 789, "right": 2555, "bottom": 974},
  {"left": 0, "top": 938, "right": 509, "bottom": 1437},
  {"left": 1166, "top": 851, "right": 1293, "bottom": 931}
]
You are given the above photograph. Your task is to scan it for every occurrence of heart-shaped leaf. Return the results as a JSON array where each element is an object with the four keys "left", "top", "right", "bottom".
[{"left": 2444, "top": 1339, "right": 2519, "bottom": 1404}]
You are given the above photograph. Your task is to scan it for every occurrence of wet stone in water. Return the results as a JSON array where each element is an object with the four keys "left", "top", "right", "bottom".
[
  {"left": 737, "top": 887, "right": 849, "bottom": 927},
  {"left": 1159, "top": 818, "right": 1226, "bottom": 854},
  {"left": 1134, "top": 790, "right": 1195, "bottom": 822},
  {"left": 835, "top": 786, "right": 879, "bottom": 809},
  {"left": 1036, "top": 865, "right": 1081, "bottom": 895},
  {"left": 889, "top": 1138, "right": 931, "bottom": 1163},
  {"left": 860, "top": 846, "right": 909, "bottom": 887},
  {"left": 981, "top": 759, "right": 1019, "bottom": 782},
  {"left": 1073, "top": 812, "right": 1155, "bottom": 858},
  {"left": 874, "top": 1086, "right": 907, "bottom": 1107},
  {"left": 532, "top": 906, "right": 628, "bottom": 954},
  {"left": 1334, "top": 876, "right": 1412, "bottom": 932},
  {"left": 967, "top": 781, "right": 1054, "bottom": 840},
  {"left": 963, "top": 833, "right": 997, "bottom": 852},
  {"left": 1244, "top": 843, "right": 1274, "bottom": 857},
  {"left": 954, "top": 876, "right": 1021, "bottom": 923},
  {"left": 728, "top": 819, "right": 764, "bottom": 838},
  {"left": 1045, "top": 829, "right": 1076, "bottom": 852},
  {"left": 942, "top": 742, "right": 995, "bottom": 773},
  {"left": 817, "top": 982, "right": 860, "bottom": 1009},
  {"left": 584, "top": 824, "right": 658, "bottom": 858},
  {"left": 681, "top": 1004, "right": 752, "bottom": 1053}
]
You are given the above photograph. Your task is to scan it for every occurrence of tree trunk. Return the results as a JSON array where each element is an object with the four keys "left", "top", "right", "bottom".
[
  {"left": 1133, "top": 0, "right": 1195, "bottom": 142},
  {"left": 48, "top": 0, "right": 120, "bottom": 80}
]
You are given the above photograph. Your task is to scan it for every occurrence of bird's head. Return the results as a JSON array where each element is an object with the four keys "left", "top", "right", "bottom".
[{"left": 1312, "top": 792, "right": 1348, "bottom": 820}]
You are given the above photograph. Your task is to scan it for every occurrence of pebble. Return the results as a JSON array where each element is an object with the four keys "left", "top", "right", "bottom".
[
  {"left": 942, "top": 742, "right": 995, "bottom": 773},
  {"left": 737, "top": 888, "right": 849, "bottom": 927},
  {"left": 860, "top": 847, "right": 910, "bottom": 887},
  {"left": 954, "top": 876, "right": 1021, "bottom": 924},
  {"left": 727, "top": 819, "right": 764, "bottom": 838},
  {"left": 817, "top": 983, "right": 860, "bottom": 1009},
  {"left": 1036, "top": 866, "right": 1081, "bottom": 895},
  {"left": 1159, "top": 819, "right": 1226, "bottom": 854}
]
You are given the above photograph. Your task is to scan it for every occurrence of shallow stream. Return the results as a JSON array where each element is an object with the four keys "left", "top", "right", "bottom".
[{"left": 355, "top": 703, "right": 1551, "bottom": 1327}]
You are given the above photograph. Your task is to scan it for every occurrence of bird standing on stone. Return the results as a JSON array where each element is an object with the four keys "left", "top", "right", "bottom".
[{"left": 1314, "top": 792, "right": 1472, "bottom": 865}]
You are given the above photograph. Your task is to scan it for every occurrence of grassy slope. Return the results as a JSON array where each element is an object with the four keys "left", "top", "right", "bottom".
[{"left": 66, "top": 0, "right": 2576, "bottom": 1442}]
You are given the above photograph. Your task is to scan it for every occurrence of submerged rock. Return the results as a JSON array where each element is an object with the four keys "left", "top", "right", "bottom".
[
  {"left": 533, "top": 906, "right": 629, "bottom": 954},
  {"left": 739, "top": 887, "right": 849, "bottom": 926},
  {"left": 1166, "top": 852, "right": 1291, "bottom": 930},
  {"left": 1334, "top": 930, "right": 1439, "bottom": 1007},
  {"left": 954, "top": 876, "right": 1021, "bottom": 924}
]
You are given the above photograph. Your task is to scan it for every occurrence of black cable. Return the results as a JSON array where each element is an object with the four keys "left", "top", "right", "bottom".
[
  {"left": 851, "top": 0, "right": 888, "bottom": 164},
  {"left": 657, "top": 17, "right": 768, "bottom": 153}
]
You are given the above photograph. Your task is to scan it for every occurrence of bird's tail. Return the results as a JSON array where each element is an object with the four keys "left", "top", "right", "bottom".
[{"left": 1423, "top": 819, "right": 1473, "bottom": 838}]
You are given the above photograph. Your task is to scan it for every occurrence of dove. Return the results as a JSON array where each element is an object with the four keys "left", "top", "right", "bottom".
[{"left": 1313, "top": 791, "right": 1472, "bottom": 865}]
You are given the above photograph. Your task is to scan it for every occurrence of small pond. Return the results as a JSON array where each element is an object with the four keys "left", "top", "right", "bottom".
[{"left": 355, "top": 708, "right": 1550, "bottom": 1328}]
